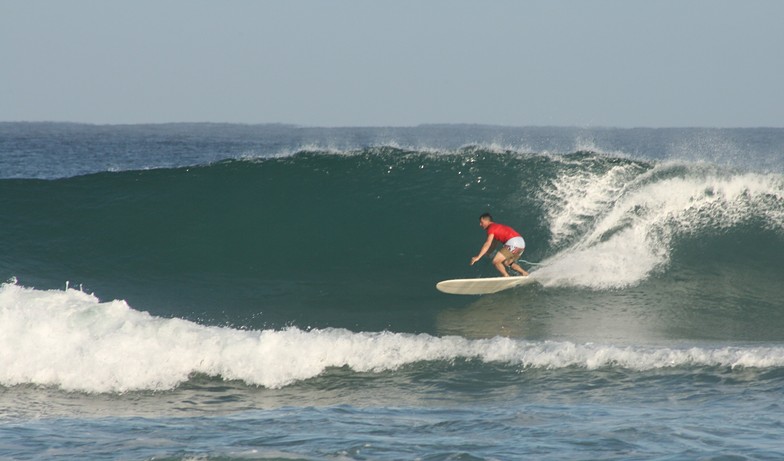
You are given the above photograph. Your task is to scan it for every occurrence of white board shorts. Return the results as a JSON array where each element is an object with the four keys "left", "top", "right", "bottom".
[
  {"left": 499, "top": 236, "right": 525, "bottom": 264},
  {"left": 504, "top": 236, "right": 525, "bottom": 250}
]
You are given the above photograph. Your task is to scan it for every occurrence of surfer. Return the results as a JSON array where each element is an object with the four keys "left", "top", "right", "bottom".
[{"left": 470, "top": 213, "right": 529, "bottom": 277}]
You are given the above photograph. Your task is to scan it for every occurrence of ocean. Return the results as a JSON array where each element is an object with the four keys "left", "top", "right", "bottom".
[{"left": 1, "top": 123, "right": 783, "bottom": 460}]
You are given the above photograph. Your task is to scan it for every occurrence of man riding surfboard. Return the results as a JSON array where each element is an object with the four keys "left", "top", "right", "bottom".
[{"left": 470, "top": 213, "right": 529, "bottom": 277}]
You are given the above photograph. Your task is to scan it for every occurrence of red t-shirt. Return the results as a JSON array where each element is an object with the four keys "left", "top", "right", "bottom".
[{"left": 486, "top": 223, "right": 520, "bottom": 243}]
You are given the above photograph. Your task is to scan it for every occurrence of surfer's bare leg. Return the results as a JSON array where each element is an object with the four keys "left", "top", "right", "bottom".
[
  {"left": 508, "top": 261, "right": 529, "bottom": 276},
  {"left": 501, "top": 248, "right": 528, "bottom": 276},
  {"left": 492, "top": 253, "right": 511, "bottom": 277}
]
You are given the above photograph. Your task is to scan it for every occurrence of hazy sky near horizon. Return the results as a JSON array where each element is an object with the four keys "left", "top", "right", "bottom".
[{"left": 2, "top": 1, "right": 783, "bottom": 127}]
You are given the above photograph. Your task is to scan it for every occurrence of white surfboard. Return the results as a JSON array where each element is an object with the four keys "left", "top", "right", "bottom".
[{"left": 436, "top": 275, "right": 536, "bottom": 295}]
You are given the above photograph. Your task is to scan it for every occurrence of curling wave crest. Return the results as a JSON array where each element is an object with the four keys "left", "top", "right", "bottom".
[{"left": 534, "top": 159, "right": 784, "bottom": 289}]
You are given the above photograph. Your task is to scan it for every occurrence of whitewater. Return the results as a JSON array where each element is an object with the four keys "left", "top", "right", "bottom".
[
  {"left": 4, "top": 281, "right": 784, "bottom": 394},
  {"left": 1, "top": 123, "right": 784, "bottom": 460}
]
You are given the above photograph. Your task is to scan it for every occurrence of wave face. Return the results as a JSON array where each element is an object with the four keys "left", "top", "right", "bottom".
[{"left": 2, "top": 146, "right": 783, "bottom": 338}]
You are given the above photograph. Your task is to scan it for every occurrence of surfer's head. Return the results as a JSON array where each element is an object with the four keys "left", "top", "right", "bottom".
[{"left": 479, "top": 212, "right": 493, "bottom": 228}]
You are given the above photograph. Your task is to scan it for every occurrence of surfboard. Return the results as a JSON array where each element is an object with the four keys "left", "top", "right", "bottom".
[{"left": 436, "top": 275, "right": 536, "bottom": 295}]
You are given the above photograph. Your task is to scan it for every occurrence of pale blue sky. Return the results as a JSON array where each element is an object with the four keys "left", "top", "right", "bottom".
[{"left": 2, "top": 0, "right": 783, "bottom": 127}]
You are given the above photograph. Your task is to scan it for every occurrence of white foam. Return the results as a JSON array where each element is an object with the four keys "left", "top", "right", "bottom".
[
  {"left": 539, "top": 157, "right": 647, "bottom": 248},
  {"left": 2, "top": 282, "right": 784, "bottom": 393},
  {"left": 534, "top": 160, "right": 784, "bottom": 289}
]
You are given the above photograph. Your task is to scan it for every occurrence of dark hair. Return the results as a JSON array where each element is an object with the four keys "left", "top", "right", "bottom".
[{"left": 479, "top": 212, "right": 493, "bottom": 221}]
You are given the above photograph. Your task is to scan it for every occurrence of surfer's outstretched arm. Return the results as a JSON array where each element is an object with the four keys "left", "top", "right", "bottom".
[{"left": 470, "top": 234, "right": 496, "bottom": 265}]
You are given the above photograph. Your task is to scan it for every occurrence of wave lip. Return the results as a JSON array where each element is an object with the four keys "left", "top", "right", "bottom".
[
  {"left": 2, "top": 282, "right": 784, "bottom": 394},
  {"left": 534, "top": 158, "right": 784, "bottom": 289}
]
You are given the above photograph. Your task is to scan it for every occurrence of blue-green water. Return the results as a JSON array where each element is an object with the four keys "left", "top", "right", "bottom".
[{"left": 1, "top": 123, "right": 783, "bottom": 460}]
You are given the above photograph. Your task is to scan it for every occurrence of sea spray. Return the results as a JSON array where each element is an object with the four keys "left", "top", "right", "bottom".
[{"left": 534, "top": 160, "right": 784, "bottom": 289}]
